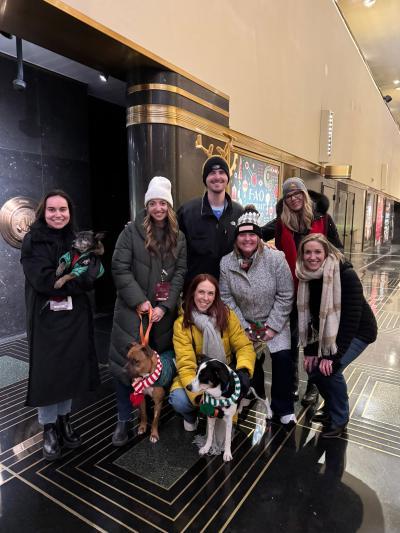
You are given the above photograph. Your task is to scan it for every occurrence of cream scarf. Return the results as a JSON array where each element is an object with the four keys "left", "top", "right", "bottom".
[{"left": 296, "top": 254, "right": 341, "bottom": 357}]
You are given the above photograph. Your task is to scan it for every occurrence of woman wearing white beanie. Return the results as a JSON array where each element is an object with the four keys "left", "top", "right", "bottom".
[{"left": 109, "top": 176, "right": 187, "bottom": 445}]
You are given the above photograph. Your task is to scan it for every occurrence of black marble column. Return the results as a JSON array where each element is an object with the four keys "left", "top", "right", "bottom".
[{"left": 126, "top": 69, "right": 230, "bottom": 217}]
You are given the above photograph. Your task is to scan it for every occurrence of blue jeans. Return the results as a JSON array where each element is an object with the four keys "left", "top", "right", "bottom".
[
  {"left": 309, "top": 338, "right": 368, "bottom": 427},
  {"left": 270, "top": 349, "right": 294, "bottom": 416},
  {"left": 114, "top": 379, "right": 133, "bottom": 422},
  {"left": 37, "top": 399, "right": 72, "bottom": 425},
  {"left": 169, "top": 388, "right": 197, "bottom": 423}
]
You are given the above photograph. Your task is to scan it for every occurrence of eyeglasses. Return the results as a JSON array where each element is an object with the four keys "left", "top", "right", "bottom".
[{"left": 285, "top": 192, "right": 303, "bottom": 201}]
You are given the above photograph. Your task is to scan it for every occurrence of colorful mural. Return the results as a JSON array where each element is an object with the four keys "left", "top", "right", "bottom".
[{"left": 230, "top": 155, "right": 279, "bottom": 225}]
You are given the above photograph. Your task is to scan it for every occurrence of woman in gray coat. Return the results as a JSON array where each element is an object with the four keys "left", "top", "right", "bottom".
[
  {"left": 220, "top": 205, "right": 296, "bottom": 425},
  {"left": 109, "top": 176, "right": 186, "bottom": 445}
]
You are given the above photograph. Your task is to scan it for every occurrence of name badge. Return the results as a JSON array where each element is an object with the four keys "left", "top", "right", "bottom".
[{"left": 155, "top": 281, "right": 171, "bottom": 301}]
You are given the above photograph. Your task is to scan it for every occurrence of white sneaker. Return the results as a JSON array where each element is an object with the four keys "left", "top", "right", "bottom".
[
  {"left": 280, "top": 414, "right": 297, "bottom": 425},
  {"left": 183, "top": 419, "right": 198, "bottom": 432}
]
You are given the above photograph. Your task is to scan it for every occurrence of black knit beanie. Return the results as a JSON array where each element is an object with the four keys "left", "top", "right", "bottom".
[{"left": 202, "top": 156, "right": 230, "bottom": 185}]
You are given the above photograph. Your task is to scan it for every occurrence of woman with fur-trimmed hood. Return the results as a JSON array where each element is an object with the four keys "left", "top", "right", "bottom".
[{"left": 261, "top": 178, "right": 343, "bottom": 407}]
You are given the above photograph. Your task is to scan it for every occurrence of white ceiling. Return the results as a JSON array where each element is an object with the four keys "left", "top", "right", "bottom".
[
  {"left": 337, "top": 0, "right": 400, "bottom": 126},
  {"left": 0, "top": 35, "right": 127, "bottom": 107}
]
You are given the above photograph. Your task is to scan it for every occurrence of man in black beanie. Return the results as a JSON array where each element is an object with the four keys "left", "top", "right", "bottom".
[{"left": 178, "top": 155, "right": 243, "bottom": 290}]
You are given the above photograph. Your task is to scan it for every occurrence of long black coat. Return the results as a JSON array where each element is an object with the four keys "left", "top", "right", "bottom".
[
  {"left": 109, "top": 211, "right": 187, "bottom": 384},
  {"left": 21, "top": 221, "right": 100, "bottom": 406}
]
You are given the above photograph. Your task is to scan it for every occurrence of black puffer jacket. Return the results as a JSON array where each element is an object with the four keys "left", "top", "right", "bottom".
[
  {"left": 261, "top": 190, "right": 343, "bottom": 251},
  {"left": 304, "top": 261, "right": 377, "bottom": 358},
  {"left": 177, "top": 192, "right": 243, "bottom": 285}
]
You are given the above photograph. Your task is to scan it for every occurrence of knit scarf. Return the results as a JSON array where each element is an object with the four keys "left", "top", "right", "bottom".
[
  {"left": 203, "top": 370, "right": 241, "bottom": 408},
  {"left": 296, "top": 254, "right": 341, "bottom": 357},
  {"left": 129, "top": 351, "right": 163, "bottom": 407},
  {"left": 191, "top": 310, "right": 226, "bottom": 362},
  {"left": 237, "top": 250, "right": 258, "bottom": 272}
]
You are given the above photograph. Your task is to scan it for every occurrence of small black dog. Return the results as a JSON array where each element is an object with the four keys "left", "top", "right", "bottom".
[{"left": 54, "top": 231, "right": 105, "bottom": 289}]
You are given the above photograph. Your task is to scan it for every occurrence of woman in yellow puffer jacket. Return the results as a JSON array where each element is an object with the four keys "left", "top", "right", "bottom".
[{"left": 169, "top": 273, "right": 256, "bottom": 431}]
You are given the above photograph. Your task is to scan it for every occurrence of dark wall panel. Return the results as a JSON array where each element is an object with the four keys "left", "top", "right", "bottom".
[{"left": 0, "top": 54, "right": 91, "bottom": 340}]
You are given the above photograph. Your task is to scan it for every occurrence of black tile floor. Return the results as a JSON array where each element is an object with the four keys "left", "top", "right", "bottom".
[{"left": 0, "top": 247, "right": 400, "bottom": 532}]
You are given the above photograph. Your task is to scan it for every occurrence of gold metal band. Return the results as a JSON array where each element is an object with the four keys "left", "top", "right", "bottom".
[
  {"left": 127, "top": 104, "right": 323, "bottom": 174},
  {"left": 127, "top": 83, "right": 229, "bottom": 118},
  {"left": 324, "top": 165, "right": 352, "bottom": 178}
]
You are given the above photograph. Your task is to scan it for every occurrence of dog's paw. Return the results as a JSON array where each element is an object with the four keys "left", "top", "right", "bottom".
[
  {"left": 149, "top": 434, "right": 159, "bottom": 443},
  {"left": 266, "top": 409, "right": 273, "bottom": 420},
  {"left": 223, "top": 451, "right": 233, "bottom": 462},
  {"left": 199, "top": 446, "right": 210, "bottom": 456},
  {"left": 54, "top": 280, "right": 63, "bottom": 289}
]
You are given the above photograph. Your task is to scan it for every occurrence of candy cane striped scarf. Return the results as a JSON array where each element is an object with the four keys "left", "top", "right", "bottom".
[
  {"left": 203, "top": 371, "right": 241, "bottom": 408},
  {"left": 130, "top": 352, "right": 163, "bottom": 407}
]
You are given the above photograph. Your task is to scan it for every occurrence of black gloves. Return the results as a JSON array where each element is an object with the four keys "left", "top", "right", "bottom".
[{"left": 236, "top": 368, "right": 251, "bottom": 398}]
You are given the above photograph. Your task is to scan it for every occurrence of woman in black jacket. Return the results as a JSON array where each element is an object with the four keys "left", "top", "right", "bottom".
[
  {"left": 21, "top": 190, "right": 101, "bottom": 461},
  {"left": 295, "top": 233, "right": 377, "bottom": 437},
  {"left": 262, "top": 177, "right": 343, "bottom": 406}
]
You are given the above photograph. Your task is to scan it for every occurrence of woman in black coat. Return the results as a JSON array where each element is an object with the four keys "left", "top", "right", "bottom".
[
  {"left": 295, "top": 233, "right": 377, "bottom": 437},
  {"left": 21, "top": 190, "right": 101, "bottom": 460}
]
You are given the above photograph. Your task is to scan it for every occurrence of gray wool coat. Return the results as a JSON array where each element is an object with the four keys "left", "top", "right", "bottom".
[
  {"left": 219, "top": 247, "right": 294, "bottom": 353},
  {"left": 109, "top": 211, "right": 187, "bottom": 384}
]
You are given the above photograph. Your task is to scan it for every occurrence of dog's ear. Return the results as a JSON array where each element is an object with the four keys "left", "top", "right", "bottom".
[
  {"left": 94, "top": 232, "right": 106, "bottom": 241},
  {"left": 198, "top": 354, "right": 211, "bottom": 365},
  {"left": 213, "top": 363, "right": 230, "bottom": 384}
]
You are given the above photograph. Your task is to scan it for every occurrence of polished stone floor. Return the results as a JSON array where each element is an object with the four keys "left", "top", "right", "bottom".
[{"left": 0, "top": 247, "right": 400, "bottom": 532}]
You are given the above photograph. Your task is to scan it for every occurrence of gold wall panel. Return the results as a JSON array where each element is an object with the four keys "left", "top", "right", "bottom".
[
  {"left": 325, "top": 165, "right": 352, "bottom": 178},
  {"left": 127, "top": 84, "right": 229, "bottom": 118},
  {"left": 126, "top": 104, "right": 323, "bottom": 175}
]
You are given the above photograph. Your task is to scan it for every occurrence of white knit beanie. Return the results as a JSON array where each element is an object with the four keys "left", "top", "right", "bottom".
[{"left": 144, "top": 176, "right": 173, "bottom": 207}]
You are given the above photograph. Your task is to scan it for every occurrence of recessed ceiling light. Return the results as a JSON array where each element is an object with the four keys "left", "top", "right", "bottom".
[
  {"left": 394, "top": 80, "right": 400, "bottom": 85},
  {"left": 396, "top": 87, "right": 400, "bottom": 91},
  {"left": 99, "top": 73, "right": 109, "bottom": 82},
  {"left": 363, "top": 0, "right": 376, "bottom": 6}
]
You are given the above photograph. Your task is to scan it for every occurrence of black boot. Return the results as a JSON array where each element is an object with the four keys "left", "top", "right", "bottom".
[
  {"left": 57, "top": 414, "right": 81, "bottom": 449},
  {"left": 43, "top": 423, "right": 61, "bottom": 461},
  {"left": 112, "top": 421, "right": 129, "bottom": 447},
  {"left": 301, "top": 382, "right": 319, "bottom": 406}
]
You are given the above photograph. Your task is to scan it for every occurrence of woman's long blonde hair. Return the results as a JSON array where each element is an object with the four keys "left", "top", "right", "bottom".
[
  {"left": 143, "top": 204, "right": 179, "bottom": 257},
  {"left": 281, "top": 190, "right": 314, "bottom": 232}
]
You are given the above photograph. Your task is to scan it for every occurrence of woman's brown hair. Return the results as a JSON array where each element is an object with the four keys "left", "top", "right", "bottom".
[
  {"left": 183, "top": 273, "right": 229, "bottom": 332},
  {"left": 143, "top": 203, "right": 179, "bottom": 257},
  {"left": 35, "top": 189, "right": 75, "bottom": 228}
]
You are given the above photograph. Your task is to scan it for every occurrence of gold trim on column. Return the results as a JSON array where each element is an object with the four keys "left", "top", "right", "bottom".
[
  {"left": 127, "top": 84, "right": 229, "bottom": 118},
  {"left": 324, "top": 165, "right": 352, "bottom": 178},
  {"left": 44, "top": 0, "right": 229, "bottom": 100},
  {"left": 127, "top": 104, "right": 323, "bottom": 175}
]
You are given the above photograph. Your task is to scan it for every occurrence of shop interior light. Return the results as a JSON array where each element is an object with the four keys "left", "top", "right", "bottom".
[
  {"left": 393, "top": 80, "right": 400, "bottom": 85},
  {"left": 363, "top": 0, "right": 376, "bottom": 7}
]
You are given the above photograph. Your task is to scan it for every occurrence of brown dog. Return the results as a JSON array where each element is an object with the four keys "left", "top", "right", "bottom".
[{"left": 125, "top": 343, "right": 167, "bottom": 443}]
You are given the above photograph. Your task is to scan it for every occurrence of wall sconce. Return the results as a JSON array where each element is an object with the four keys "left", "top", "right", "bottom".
[{"left": 319, "top": 109, "right": 334, "bottom": 163}]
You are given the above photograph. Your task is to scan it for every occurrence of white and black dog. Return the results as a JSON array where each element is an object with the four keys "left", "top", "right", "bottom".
[{"left": 187, "top": 359, "right": 272, "bottom": 462}]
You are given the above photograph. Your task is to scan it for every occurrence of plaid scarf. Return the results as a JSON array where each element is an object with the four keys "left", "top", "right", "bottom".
[
  {"left": 129, "top": 351, "right": 163, "bottom": 407},
  {"left": 296, "top": 254, "right": 341, "bottom": 357}
]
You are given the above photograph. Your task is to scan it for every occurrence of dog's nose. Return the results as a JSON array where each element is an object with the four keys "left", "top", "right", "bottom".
[{"left": 186, "top": 384, "right": 193, "bottom": 392}]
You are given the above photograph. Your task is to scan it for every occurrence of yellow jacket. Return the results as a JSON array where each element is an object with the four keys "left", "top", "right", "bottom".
[{"left": 171, "top": 309, "right": 256, "bottom": 404}]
